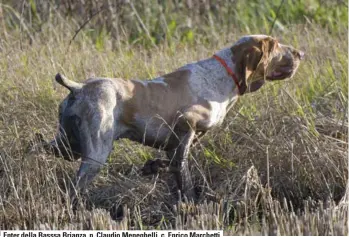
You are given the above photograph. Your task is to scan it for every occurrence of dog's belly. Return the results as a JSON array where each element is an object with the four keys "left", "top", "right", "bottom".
[{"left": 116, "top": 116, "right": 178, "bottom": 150}]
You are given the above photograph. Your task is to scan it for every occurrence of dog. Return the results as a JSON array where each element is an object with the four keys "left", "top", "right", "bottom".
[{"left": 41, "top": 35, "right": 304, "bottom": 200}]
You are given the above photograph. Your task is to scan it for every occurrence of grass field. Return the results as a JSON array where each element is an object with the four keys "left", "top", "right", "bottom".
[{"left": 0, "top": 0, "right": 348, "bottom": 234}]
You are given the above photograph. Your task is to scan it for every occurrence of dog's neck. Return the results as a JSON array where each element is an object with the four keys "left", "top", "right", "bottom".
[
  {"left": 212, "top": 47, "right": 236, "bottom": 69},
  {"left": 196, "top": 47, "right": 235, "bottom": 72},
  {"left": 185, "top": 47, "right": 239, "bottom": 102}
]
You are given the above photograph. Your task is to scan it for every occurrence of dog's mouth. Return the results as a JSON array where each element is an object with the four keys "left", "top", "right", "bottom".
[{"left": 266, "top": 65, "right": 295, "bottom": 80}]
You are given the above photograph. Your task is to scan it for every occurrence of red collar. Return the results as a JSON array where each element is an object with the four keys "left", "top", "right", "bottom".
[{"left": 213, "top": 54, "right": 245, "bottom": 95}]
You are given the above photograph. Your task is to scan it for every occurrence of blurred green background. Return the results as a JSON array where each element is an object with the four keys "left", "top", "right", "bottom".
[{"left": 1, "top": 0, "right": 347, "bottom": 47}]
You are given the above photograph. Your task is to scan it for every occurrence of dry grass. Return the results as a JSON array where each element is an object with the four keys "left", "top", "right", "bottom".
[{"left": 0, "top": 0, "right": 348, "bottom": 234}]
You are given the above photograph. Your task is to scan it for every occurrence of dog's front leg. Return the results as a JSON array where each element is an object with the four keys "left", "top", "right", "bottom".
[{"left": 167, "top": 129, "right": 196, "bottom": 200}]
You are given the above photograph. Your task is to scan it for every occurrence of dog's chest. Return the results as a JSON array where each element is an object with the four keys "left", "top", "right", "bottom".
[
  {"left": 206, "top": 97, "right": 238, "bottom": 127},
  {"left": 185, "top": 62, "right": 239, "bottom": 128}
]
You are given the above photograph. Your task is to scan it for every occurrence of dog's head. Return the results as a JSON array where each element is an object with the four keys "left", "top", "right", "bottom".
[{"left": 231, "top": 35, "right": 304, "bottom": 92}]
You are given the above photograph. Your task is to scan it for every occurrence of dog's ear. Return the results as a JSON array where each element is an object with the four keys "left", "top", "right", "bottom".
[
  {"left": 260, "top": 36, "right": 278, "bottom": 67},
  {"left": 244, "top": 45, "right": 263, "bottom": 82},
  {"left": 247, "top": 80, "right": 265, "bottom": 92},
  {"left": 55, "top": 73, "right": 83, "bottom": 93},
  {"left": 232, "top": 36, "right": 278, "bottom": 86}
]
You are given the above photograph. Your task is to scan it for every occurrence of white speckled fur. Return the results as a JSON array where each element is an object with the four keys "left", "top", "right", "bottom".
[
  {"left": 181, "top": 47, "right": 239, "bottom": 128},
  {"left": 184, "top": 47, "right": 237, "bottom": 101}
]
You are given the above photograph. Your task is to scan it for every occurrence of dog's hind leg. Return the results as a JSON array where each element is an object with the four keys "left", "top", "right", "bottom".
[
  {"left": 47, "top": 132, "right": 80, "bottom": 161},
  {"left": 71, "top": 143, "right": 113, "bottom": 204},
  {"left": 72, "top": 116, "right": 115, "bottom": 197},
  {"left": 36, "top": 117, "right": 83, "bottom": 161}
]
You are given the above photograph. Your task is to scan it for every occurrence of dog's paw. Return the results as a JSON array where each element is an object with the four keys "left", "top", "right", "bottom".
[
  {"left": 34, "top": 132, "right": 46, "bottom": 143},
  {"left": 26, "top": 133, "right": 48, "bottom": 153},
  {"left": 141, "top": 159, "right": 170, "bottom": 175}
]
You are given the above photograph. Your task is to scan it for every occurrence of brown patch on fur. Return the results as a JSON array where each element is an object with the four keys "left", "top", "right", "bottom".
[
  {"left": 182, "top": 98, "right": 212, "bottom": 131},
  {"left": 121, "top": 70, "right": 213, "bottom": 137},
  {"left": 121, "top": 70, "right": 194, "bottom": 127}
]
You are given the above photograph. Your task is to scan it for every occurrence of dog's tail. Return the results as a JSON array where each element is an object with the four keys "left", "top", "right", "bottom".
[{"left": 55, "top": 73, "right": 83, "bottom": 93}]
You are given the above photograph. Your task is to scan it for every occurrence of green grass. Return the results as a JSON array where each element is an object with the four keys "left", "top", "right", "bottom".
[{"left": 0, "top": 0, "right": 348, "bottom": 234}]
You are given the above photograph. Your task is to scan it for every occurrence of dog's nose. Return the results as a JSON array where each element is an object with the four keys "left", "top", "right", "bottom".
[{"left": 296, "top": 50, "right": 305, "bottom": 60}]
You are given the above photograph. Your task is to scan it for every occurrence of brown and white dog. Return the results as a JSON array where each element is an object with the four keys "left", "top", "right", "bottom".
[{"left": 44, "top": 35, "right": 304, "bottom": 199}]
